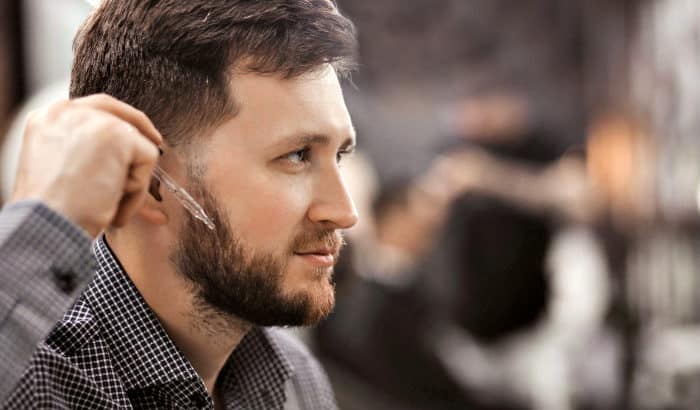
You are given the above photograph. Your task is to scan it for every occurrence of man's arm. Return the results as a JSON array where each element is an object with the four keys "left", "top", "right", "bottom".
[
  {"left": 0, "top": 94, "right": 163, "bottom": 399},
  {"left": 0, "top": 200, "right": 95, "bottom": 398}
]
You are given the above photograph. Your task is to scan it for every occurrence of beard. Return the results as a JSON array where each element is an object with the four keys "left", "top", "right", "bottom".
[{"left": 170, "top": 183, "right": 340, "bottom": 327}]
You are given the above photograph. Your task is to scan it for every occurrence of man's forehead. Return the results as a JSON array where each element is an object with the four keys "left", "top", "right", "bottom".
[{"left": 222, "top": 67, "right": 354, "bottom": 147}]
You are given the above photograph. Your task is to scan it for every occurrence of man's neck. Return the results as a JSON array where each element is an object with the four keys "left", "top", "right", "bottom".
[
  {"left": 104, "top": 230, "right": 251, "bottom": 395},
  {"left": 164, "top": 308, "right": 251, "bottom": 394}
]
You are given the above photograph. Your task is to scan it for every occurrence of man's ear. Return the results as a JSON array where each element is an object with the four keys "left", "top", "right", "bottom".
[{"left": 139, "top": 178, "right": 169, "bottom": 226}]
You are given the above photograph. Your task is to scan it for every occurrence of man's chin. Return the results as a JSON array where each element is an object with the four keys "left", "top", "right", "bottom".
[
  {"left": 301, "top": 298, "right": 335, "bottom": 326},
  {"left": 285, "top": 282, "right": 336, "bottom": 326},
  {"left": 209, "top": 284, "right": 336, "bottom": 328}
]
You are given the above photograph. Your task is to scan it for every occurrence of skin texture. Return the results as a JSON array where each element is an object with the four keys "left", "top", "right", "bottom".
[
  {"left": 10, "top": 94, "right": 162, "bottom": 237},
  {"left": 106, "top": 65, "right": 358, "bottom": 397}
]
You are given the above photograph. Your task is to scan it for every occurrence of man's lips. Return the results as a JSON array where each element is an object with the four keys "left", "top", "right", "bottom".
[
  {"left": 294, "top": 247, "right": 340, "bottom": 268},
  {"left": 294, "top": 253, "right": 335, "bottom": 267}
]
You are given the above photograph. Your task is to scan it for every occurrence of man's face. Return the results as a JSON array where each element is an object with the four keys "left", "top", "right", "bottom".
[{"left": 169, "top": 65, "right": 358, "bottom": 327}]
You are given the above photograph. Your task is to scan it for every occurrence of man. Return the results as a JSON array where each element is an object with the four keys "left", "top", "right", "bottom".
[{"left": 4, "top": 0, "right": 358, "bottom": 408}]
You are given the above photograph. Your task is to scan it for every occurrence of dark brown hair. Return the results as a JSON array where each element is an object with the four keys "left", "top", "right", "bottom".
[{"left": 70, "top": 0, "right": 358, "bottom": 146}]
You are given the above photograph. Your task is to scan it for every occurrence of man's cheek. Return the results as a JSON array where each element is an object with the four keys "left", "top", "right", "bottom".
[
  {"left": 240, "top": 197, "right": 303, "bottom": 241},
  {"left": 250, "top": 192, "right": 305, "bottom": 232}
]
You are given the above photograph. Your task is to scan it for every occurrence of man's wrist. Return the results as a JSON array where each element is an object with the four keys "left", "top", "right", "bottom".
[
  {"left": 2, "top": 199, "right": 95, "bottom": 260},
  {"left": 5, "top": 198, "right": 97, "bottom": 239}
]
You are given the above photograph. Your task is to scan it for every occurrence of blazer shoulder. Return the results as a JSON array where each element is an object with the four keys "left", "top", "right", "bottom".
[
  {"left": 264, "top": 328, "right": 333, "bottom": 383},
  {"left": 265, "top": 328, "right": 316, "bottom": 364}
]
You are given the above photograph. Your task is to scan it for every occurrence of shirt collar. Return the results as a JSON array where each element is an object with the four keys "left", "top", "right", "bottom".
[
  {"left": 85, "top": 236, "right": 294, "bottom": 406},
  {"left": 85, "top": 236, "right": 200, "bottom": 393},
  {"left": 221, "top": 328, "right": 295, "bottom": 409}
]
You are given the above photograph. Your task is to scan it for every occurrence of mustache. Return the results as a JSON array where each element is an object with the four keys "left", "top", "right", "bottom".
[{"left": 291, "top": 230, "right": 345, "bottom": 256}]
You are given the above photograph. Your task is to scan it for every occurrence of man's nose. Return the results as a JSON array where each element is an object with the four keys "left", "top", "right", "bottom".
[{"left": 308, "top": 168, "right": 359, "bottom": 230}]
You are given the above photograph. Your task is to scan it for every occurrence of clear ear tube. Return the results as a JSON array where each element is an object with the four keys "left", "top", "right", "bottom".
[{"left": 151, "top": 165, "right": 216, "bottom": 231}]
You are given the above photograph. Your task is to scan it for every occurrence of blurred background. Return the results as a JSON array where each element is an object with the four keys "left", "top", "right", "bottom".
[{"left": 3, "top": 0, "right": 700, "bottom": 409}]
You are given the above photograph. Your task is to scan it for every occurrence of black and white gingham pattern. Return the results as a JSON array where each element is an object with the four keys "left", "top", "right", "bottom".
[
  {"left": 0, "top": 201, "right": 96, "bottom": 399},
  {"left": 3, "top": 233, "right": 339, "bottom": 409}
]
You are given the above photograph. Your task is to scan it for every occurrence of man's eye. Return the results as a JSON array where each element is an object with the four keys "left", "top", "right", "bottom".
[
  {"left": 284, "top": 148, "right": 311, "bottom": 164},
  {"left": 336, "top": 148, "right": 354, "bottom": 164}
]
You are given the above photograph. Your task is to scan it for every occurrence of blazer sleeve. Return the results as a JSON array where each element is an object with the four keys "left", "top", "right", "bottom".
[{"left": 0, "top": 200, "right": 96, "bottom": 399}]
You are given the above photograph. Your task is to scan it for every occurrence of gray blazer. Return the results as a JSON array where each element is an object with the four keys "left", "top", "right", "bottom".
[{"left": 0, "top": 200, "right": 95, "bottom": 399}]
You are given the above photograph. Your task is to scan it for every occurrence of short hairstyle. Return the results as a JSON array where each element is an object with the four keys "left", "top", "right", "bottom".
[{"left": 70, "top": 0, "right": 358, "bottom": 146}]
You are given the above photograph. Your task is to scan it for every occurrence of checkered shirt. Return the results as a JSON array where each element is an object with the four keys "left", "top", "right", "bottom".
[{"left": 3, "top": 229, "right": 338, "bottom": 409}]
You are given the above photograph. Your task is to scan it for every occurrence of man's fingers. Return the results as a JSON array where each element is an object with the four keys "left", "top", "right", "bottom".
[
  {"left": 120, "top": 129, "right": 160, "bottom": 200},
  {"left": 122, "top": 124, "right": 161, "bottom": 168},
  {"left": 16, "top": 96, "right": 165, "bottom": 237},
  {"left": 110, "top": 123, "right": 160, "bottom": 227},
  {"left": 72, "top": 94, "right": 164, "bottom": 146}
]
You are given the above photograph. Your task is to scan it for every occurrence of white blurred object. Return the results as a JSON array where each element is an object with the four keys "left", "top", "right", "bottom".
[
  {"left": 432, "top": 226, "right": 617, "bottom": 410},
  {"left": 631, "top": 0, "right": 700, "bottom": 221},
  {"left": 21, "top": 0, "right": 90, "bottom": 94},
  {"left": 1, "top": 82, "right": 70, "bottom": 201},
  {"left": 634, "top": 326, "right": 700, "bottom": 408}
]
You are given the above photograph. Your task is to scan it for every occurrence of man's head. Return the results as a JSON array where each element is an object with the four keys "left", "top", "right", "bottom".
[
  {"left": 71, "top": 0, "right": 359, "bottom": 327},
  {"left": 71, "top": 0, "right": 356, "bottom": 145}
]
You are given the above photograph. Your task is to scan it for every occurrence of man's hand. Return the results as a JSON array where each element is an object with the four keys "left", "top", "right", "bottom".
[{"left": 10, "top": 94, "right": 162, "bottom": 237}]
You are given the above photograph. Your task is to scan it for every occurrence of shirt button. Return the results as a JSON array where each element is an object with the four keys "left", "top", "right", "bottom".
[{"left": 51, "top": 267, "right": 77, "bottom": 293}]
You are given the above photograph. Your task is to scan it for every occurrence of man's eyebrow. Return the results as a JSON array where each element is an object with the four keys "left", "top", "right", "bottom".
[{"left": 276, "top": 128, "right": 356, "bottom": 150}]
